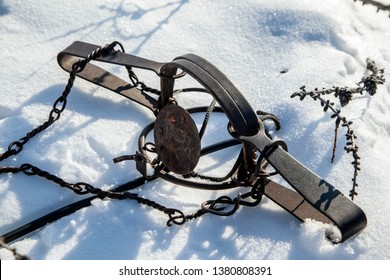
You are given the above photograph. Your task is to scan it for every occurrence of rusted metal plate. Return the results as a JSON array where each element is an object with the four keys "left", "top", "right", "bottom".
[{"left": 154, "top": 104, "right": 201, "bottom": 175}]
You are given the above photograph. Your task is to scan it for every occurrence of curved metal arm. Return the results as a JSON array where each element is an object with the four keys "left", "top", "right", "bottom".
[{"left": 160, "top": 55, "right": 260, "bottom": 136}]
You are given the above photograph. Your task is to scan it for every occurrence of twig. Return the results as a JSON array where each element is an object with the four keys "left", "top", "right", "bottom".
[
  {"left": 354, "top": 0, "right": 390, "bottom": 17},
  {"left": 290, "top": 59, "right": 385, "bottom": 200},
  {"left": 331, "top": 118, "right": 340, "bottom": 163}
]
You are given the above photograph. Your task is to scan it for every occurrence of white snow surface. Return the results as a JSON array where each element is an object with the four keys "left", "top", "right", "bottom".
[{"left": 0, "top": 0, "right": 390, "bottom": 260}]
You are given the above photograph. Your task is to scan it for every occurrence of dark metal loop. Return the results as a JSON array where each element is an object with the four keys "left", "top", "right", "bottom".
[
  {"left": 108, "top": 41, "right": 125, "bottom": 53},
  {"left": 250, "top": 184, "right": 264, "bottom": 200},
  {"left": 71, "top": 60, "right": 85, "bottom": 73},
  {"left": 7, "top": 141, "right": 24, "bottom": 155},
  {"left": 257, "top": 139, "right": 288, "bottom": 174},
  {"left": 72, "top": 182, "right": 93, "bottom": 195},
  {"left": 201, "top": 194, "right": 241, "bottom": 216},
  {"left": 144, "top": 142, "right": 157, "bottom": 153},
  {"left": 166, "top": 209, "right": 186, "bottom": 226},
  {"left": 48, "top": 108, "right": 61, "bottom": 122},
  {"left": 20, "top": 163, "right": 35, "bottom": 175},
  {"left": 52, "top": 95, "right": 67, "bottom": 113},
  {"left": 238, "top": 182, "right": 264, "bottom": 207}
]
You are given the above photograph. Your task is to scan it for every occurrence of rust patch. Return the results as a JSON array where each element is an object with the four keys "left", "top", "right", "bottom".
[{"left": 154, "top": 104, "right": 201, "bottom": 174}]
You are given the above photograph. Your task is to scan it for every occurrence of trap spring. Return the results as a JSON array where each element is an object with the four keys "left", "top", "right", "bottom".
[{"left": 0, "top": 41, "right": 367, "bottom": 257}]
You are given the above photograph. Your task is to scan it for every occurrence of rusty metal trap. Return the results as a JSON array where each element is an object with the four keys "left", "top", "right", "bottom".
[{"left": 0, "top": 42, "right": 367, "bottom": 257}]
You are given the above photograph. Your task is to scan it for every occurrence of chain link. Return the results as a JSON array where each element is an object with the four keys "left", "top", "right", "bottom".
[{"left": 125, "top": 66, "right": 161, "bottom": 95}]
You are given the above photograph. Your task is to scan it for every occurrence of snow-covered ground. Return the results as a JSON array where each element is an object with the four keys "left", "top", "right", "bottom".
[{"left": 0, "top": 0, "right": 389, "bottom": 260}]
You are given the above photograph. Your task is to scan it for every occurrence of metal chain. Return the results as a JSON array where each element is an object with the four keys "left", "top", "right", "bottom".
[
  {"left": 126, "top": 66, "right": 161, "bottom": 95},
  {"left": 0, "top": 42, "right": 120, "bottom": 162},
  {"left": 10, "top": 163, "right": 188, "bottom": 226}
]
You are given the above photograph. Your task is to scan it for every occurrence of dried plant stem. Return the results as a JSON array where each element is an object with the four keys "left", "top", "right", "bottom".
[
  {"left": 331, "top": 120, "right": 340, "bottom": 163},
  {"left": 290, "top": 59, "right": 385, "bottom": 200},
  {"left": 354, "top": 0, "right": 390, "bottom": 16}
]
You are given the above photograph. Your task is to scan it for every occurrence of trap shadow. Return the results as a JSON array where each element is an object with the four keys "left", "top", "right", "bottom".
[
  {"left": 26, "top": 198, "right": 165, "bottom": 259},
  {"left": 0, "top": 83, "right": 153, "bottom": 236},
  {"left": 271, "top": 104, "right": 339, "bottom": 180},
  {"left": 0, "top": 0, "right": 9, "bottom": 16},
  {"left": 27, "top": 0, "right": 189, "bottom": 55},
  {"left": 173, "top": 199, "right": 298, "bottom": 260}
]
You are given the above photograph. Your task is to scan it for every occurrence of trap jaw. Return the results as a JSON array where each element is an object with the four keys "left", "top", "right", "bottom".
[
  {"left": 58, "top": 41, "right": 367, "bottom": 243},
  {"left": 157, "top": 54, "right": 263, "bottom": 183}
]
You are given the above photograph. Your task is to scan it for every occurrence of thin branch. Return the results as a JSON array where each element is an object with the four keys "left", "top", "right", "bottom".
[
  {"left": 354, "top": 0, "right": 390, "bottom": 17},
  {"left": 331, "top": 118, "right": 340, "bottom": 163},
  {"left": 290, "top": 59, "right": 385, "bottom": 200}
]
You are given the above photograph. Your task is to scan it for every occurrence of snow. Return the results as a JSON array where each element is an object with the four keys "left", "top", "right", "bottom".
[{"left": 1, "top": 0, "right": 390, "bottom": 260}]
